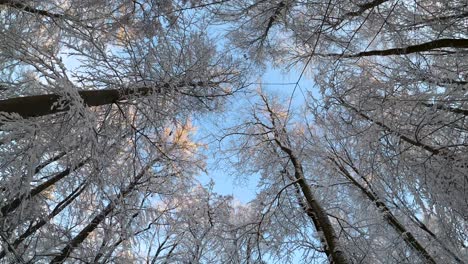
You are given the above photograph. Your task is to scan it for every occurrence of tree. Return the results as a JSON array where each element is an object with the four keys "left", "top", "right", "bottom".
[
  {"left": 219, "top": 92, "right": 465, "bottom": 262},
  {"left": 0, "top": 1, "right": 244, "bottom": 262},
  {"left": 211, "top": 0, "right": 467, "bottom": 261},
  {"left": 1, "top": 0, "right": 467, "bottom": 263}
]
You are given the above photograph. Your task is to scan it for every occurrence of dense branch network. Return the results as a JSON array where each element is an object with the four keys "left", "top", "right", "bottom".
[{"left": 0, "top": 0, "right": 466, "bottom": 262}]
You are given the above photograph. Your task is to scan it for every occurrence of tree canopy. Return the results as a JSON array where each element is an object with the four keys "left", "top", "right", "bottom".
[{"left": 0, "top": 0, "right": 466, "bottom": 263}]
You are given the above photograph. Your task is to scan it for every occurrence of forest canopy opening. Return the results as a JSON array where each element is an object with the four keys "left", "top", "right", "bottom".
[{"left": 0, "top": 0, "right": 466, "bottom": 263}]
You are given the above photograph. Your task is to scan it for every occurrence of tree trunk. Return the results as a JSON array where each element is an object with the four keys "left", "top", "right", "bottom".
[
  {"left": 0, "top": 81, "right": 212, "bottom": 119},
  {"left": 1, "top": 160, "right": 87, "bottom": 216},
  {"left": 276, "top": 141, "right": 349, "bottom": 264},
  {"left": 329, "top": 157, "right": 438, "bottom": 264},
  {"left": 261, "top": 94, "right": 349, "bottom": 263},
  {"left": 323, "top": 38, "right": 468, "bottom": 57},
  {"left": 50, "top": 162, "right": 154, "bottom": 263},
  {"left": 0, "top": 87, "right": 152, "bottom": 119}
]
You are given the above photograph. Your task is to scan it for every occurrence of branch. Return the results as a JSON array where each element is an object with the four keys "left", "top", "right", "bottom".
[
  {"left": 343, "top": 0, "right": 389, "bottom": 19},
  {"left": 421, "top": 102, "right": 468, "bottom": 116},
  {"left": 322, "top": 38, "right": 468, "bottom": 57},
  {"left": 262, "top": 2, "right": 286, "bottom": 40},
  {"left": 340, "top": 99, "right": 441, "bottom": 155},
  {"left": 0, "top": 0, "right": 62, "bottom": 18},
  {"left": 250, "top": 1, "right": 287, "bottom": 47},
  {"left": 329, "top": 157, "right": 437, "bottom": 264},
  {"left": 34, "top": 151, "right": 68, "bottom": 174},
  {"left": 0, "top": 180, "right": 88, "bottom": 260}
]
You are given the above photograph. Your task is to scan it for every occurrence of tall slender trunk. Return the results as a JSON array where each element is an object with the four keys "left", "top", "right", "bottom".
[
  {"left": 50, "top": 161, "right": 154, "bottom": 263},
  {"left": 1, "top": 160, "right": 87, "bottom": 216},
  {"left": 0, "top": 180, "right": 88, "bottom": 259},
  {"left": 329, "top": 157, "right": 439, "bottom": 264},
  {"left": 275, "top": 140, "right": 349, "bottom": 264},
  {"left": 261, "top": 94, "right": 349, "bottom": 263}
]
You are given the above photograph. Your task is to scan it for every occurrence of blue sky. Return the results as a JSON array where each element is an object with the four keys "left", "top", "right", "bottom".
[
  {"left": 61, "top": 34, "right": 316, "bottom": 204},
  {"left": 195, "top": 66, "right": 315, "bottom": 203}
]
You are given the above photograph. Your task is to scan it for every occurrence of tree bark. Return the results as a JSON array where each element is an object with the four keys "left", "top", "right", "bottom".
[
  {"left": 0, "top": 0, "right": 62, "bottom": 18},
  {"left": 342, "top": 0, "right": 389, "bottom": 19},
  {"left": 261, "top": 94, "right": 349, "bottom": 263},
  {"left": 276, "top": 141, "right": 349, "bottom": 264}
]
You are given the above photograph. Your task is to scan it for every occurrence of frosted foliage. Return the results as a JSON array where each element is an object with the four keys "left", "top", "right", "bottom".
[
  {"left": 213, "top": 0, "right": 466, "bottom": 262},
  {"left": 1, "top": 0, "right": 467, "bottom": 263},
  {"left": 0, "top": 0, "right": 245, "bottom": 263},
  {"left": 219, "top": 93, "right": 467, "bottom": 263}
]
